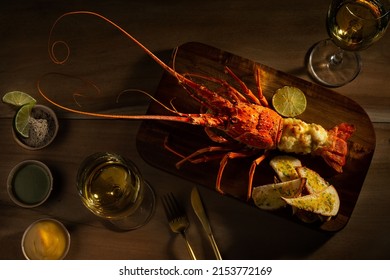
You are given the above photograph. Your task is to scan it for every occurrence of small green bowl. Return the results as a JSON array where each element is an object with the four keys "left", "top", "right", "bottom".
[{"left": 7, "top": 160, "right": 53, "bottom": 208}]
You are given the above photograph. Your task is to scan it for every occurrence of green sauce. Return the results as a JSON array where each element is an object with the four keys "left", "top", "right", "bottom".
[{"left": 12, "top": 164, "right": 51, "bottom": 205}]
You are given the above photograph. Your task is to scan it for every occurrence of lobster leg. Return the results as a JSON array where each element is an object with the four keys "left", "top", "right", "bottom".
[
  {"left": 166, "top": 133, "right": 261, "bottom": 200},
  {"left": 224, "top": 67, "right": 261, "bottom": 105},
  {"left": 164, "top": 136, "right": 233, "bottom": 167},
  {"left": 175, "top": 146, "right": 233, "bottom": 168},
  {"left": 204, "top": 127, "right": 230, "bottom": 144},
  {"left": 254, "top": 66, "right": 269, "bottom": 107},
  {"left": 216, "top": 150, "right": 259, "bottom": 197},
  {"left": 224, "top": 66, "right": 268, "bottom": 107},
  {"left": 247, "top": 151, "right": 270, "bottom": 200}
]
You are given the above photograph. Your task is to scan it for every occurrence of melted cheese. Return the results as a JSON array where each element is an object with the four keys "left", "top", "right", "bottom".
[{"left": 277, "top": 118, "right": 328, "bottom": 154}]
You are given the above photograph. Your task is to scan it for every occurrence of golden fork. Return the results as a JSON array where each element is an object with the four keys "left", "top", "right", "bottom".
[{"left": 162, "top": 193, "right": 197, "bottom": 260}]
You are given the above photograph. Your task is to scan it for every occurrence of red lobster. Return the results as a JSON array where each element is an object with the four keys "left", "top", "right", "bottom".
[{"left": 38, "top": 11, "right": 355, "bottom": 200}]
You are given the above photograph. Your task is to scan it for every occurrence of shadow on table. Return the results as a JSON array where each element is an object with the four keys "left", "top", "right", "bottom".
[{"left": 198, "top": 188, "right": 332, "bottom": 260}]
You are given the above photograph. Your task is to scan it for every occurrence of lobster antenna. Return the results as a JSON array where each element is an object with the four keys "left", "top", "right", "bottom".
[
  {"left": 116, "top": 89, "right": 182, "bottom": 115},
  {"left": 36, "top": 73, "right": 191, "bottom": 122},
  {"left": 41, "top": 11, "right": 197, "bottom": 122},
  {"left": 48, "top": 11, "right": 178, "bottom": 77},
  {"left": 42, "top": 11, "right": 230, "bottom": 121}
]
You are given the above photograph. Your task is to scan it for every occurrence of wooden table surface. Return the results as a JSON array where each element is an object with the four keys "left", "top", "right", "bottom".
[{"left": 0, "top": 0, "right": 389, "bottom": 260}]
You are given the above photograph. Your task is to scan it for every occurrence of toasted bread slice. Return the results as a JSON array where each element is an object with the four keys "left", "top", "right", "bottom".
[
  {"left": 282, "top": 185, "right": 340, "bottom": 216},
  {"left": 252, "top": 178, "right": 304, "bottom": 210},
  {"left": 296, "top": 166, "right": 329, "bottom": 194},
  {"left": 269, "top": 155, "right": 302, "bottom": 182}
]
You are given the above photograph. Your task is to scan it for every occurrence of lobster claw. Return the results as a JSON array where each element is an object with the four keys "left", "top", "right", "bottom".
[{"left": 315, "top": 123, "right": 355, "bottom": 172}]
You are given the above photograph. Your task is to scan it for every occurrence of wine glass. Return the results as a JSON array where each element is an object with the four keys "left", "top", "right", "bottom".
[
  {"left": 77, "top": 152, "right": 156, "bottom": 230},
  {"left": 308, "top": 0, "right": 389, "bottom": 87}
]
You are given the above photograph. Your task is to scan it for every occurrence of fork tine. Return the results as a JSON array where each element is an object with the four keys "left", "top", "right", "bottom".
[
  {"left": 162, "top": 192, "right": 183, "bottom": 221},
  {"left": 170, "top": 193, "right": 183, "bottom": 218},
  {"left": 161, "top": 192, "right": 197, "bottom": 260},
  {"left": 162, "top": 193, "right": 173, "bottom": 221}
]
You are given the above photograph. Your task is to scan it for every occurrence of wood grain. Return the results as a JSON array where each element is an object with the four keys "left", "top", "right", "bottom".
[
  {"left": 136, "top": 42, "right": 376, "bottom": 231},
  {"left": 0, "top": 0, "right": 389, "bottom": 260}
]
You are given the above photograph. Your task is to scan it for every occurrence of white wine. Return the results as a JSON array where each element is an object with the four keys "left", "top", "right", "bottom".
[
  {"left": 308, "top": 0, "right": 388, "bottom": 86},
  {"left": 328, "top": 0, "right": 388, "bottom": 51},
  {"left": 78, "top": 153, "right": 143, "bottom": 219}
]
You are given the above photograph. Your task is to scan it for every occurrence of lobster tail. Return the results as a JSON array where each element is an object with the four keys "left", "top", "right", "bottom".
[{"left": 316, "top": 123, "right": 355, "bottom": 172}]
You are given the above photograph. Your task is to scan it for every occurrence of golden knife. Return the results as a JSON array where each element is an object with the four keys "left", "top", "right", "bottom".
[{"left": 191, "top": 187, "right": 222, "bottom": 260}]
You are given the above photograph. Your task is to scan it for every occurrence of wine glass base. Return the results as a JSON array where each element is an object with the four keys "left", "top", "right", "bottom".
[
  {"left": 308, "top": 39, "right": 361, "bottom": 87},
  {"left": 109, "top": 181, "right": 156, "bottom": 231}
]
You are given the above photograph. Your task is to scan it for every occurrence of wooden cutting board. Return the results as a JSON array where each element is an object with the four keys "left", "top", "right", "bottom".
[{"left": 136, "top": 42, "right": 375, "bottom": 231}]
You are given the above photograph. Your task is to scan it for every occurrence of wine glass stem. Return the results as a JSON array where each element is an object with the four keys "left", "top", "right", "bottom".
[{"left": 330, "top": 50, "right": 343, "bottom": 66}]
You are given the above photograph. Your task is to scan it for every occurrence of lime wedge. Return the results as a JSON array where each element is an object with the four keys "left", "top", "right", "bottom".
[
  {"left": 2, "top": 91, "right": 36, "bottom": 107},
  {"left": 15, "top": 103, "right": 34, "bottom": 138},
  {"left": 272, "top": 86, "right": 307, "bottom": 117}
]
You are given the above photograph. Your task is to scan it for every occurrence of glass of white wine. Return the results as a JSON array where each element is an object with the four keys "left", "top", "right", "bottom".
[
  {"left": 308, "top": 0, "right": 389, "bottom": 87},
  {"left": 77, "top": 152, "right": 155, "bottom": 230}
]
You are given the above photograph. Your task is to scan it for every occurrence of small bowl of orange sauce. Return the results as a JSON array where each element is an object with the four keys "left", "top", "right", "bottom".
[{"left": 21, "top": 218, "right": 70, "bottom": 260}]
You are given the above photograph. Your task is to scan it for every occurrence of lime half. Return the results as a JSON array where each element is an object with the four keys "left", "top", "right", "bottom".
[
  {"left": 2, "top": 91, "right": 36, "bottom": 107},
  {"left": 272, "top": 86, "right": 307, "bottom": 117},
  {"left": 15, "top": 103, "right": 34, "bottom": 138}
]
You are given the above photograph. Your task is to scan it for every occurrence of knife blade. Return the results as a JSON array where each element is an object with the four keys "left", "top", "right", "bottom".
[{"left": 191, "top": 187, "right": 222, "bottom": 260}]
